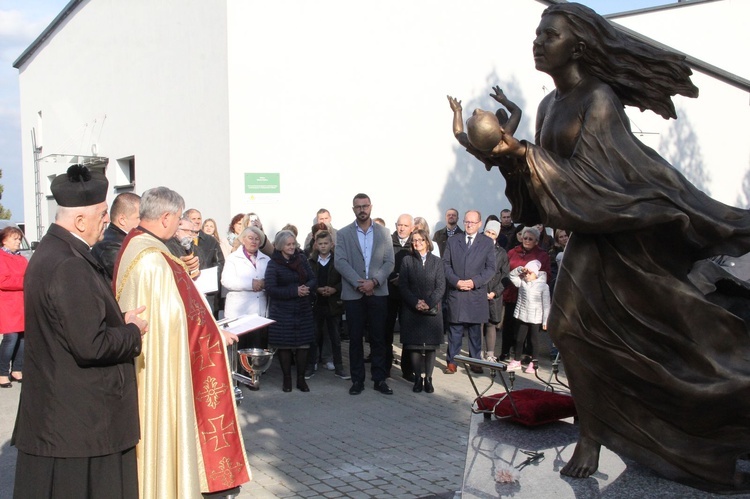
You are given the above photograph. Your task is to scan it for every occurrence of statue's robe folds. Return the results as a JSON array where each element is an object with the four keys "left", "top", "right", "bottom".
[
  {"left": 499, "top": 77, "right": 750, "bottom": 492},
  {"left": 114, "top": 228, "right": 250, "bottom": 498}
]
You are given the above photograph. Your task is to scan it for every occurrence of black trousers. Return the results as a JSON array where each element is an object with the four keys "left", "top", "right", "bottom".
[{"left": 345, "top": 295, "right": 388, "bottom": 383}]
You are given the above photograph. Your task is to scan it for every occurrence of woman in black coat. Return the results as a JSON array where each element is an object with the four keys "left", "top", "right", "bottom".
[
  {"left": 399, "top": 229, "right": 445, "bottom": 393},
  {"left": 265, "top": 230, "right": 317, "bottom": 392}
]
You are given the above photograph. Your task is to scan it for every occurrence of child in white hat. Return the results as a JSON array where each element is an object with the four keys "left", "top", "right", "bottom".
[{"left": 508, "top": 259, "right": 550, "bottom": 373}]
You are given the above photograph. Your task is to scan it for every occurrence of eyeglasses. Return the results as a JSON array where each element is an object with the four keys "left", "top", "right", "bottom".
[
  {"left": 412, "top": 238, "right": 425, "bottom": 244},
  {"left": 463, "top": 220, "right": 480, "bottom": 225},
  {"left": 522, "top": 237, "right": 537, "bottom": 241},
  {"left": 353, "top": 204, "right": 371, "bottom": 211}
]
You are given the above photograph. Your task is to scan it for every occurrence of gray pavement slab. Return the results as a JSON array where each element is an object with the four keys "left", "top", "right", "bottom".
[{"left": 1, "top": 335, "right": 747, "bottom": 498}]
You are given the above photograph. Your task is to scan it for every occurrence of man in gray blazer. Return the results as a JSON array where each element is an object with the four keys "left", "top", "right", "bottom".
[
  {"left": 335, "top": 193, "right": 395, "bottom": 395},
  {"left": 443, "top": 210, "right": 497, "bottom": 374}
]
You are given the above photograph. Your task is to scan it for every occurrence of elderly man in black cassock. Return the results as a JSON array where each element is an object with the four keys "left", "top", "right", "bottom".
[{"left": 12, "top": 165, "right": 148, "bottom": 498}]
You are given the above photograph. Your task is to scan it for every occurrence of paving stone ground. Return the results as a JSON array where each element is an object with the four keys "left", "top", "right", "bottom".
[{"left": 0, "top": 333, "right": 559, "bottom": 498}]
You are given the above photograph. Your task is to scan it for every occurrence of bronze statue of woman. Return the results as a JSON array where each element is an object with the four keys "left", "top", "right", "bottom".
[{"left": 461, "top": 3, "right": 750, "bottom": 493}]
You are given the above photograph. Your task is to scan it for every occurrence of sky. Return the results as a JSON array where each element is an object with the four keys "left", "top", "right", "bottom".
[{"left": 0, "top": 0, "right": 674, "bottom": 223}]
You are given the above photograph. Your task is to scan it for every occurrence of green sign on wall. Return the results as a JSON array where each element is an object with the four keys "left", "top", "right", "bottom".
[{"left": 245, "top": 173, "right": 280, "bottom": 194}]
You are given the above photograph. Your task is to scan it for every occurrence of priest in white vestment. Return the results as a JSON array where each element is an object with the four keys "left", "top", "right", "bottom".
[{"left": 114, "top": 186, "right": 250, "bottom": 498}]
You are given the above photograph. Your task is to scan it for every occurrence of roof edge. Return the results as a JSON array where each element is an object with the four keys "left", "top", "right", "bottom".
[
  {"left": 605, "top": 0, "right": 723, "bottom": 19},
  {"left": 13, "top": 0, "right": 84, "bottom": 69},
  {"left": 544, "top": 0, "right": 748, "bottom": 93},
  {"left": 14, "top": 0, "right": 748, "bottom": 93},
  {"left": 610, "top": 20, "right": 750, "bottom": 93}
]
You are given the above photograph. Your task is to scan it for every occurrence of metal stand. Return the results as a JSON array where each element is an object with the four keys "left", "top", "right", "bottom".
[
  {"left": 232, "top": 347, "right": 275, "bottom": 401},
  {"left": 454, "top": 355, "right": 520, "bottom": 420},
  {"left": 229, "top": 342, "right": 244, "bottom": 404},
  {"left": 535, "top": 352, "right": 569, "bottom": 391}
]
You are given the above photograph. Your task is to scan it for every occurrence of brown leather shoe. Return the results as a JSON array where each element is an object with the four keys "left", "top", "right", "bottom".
[{"left": 444, "top": 363, "right": 457, "bottom": 374}]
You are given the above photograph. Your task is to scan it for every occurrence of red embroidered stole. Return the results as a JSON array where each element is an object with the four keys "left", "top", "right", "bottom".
[{"left": 117, "top": 229, "right": 249, "bottom": 492}]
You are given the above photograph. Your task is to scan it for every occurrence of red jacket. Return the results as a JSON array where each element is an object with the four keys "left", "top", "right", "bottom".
[
  {"left": 0, "top": 250, "right": 27, "bottom": 333},
  {"left": 502, "top": 245, "right": 551, "bottom": 304}
]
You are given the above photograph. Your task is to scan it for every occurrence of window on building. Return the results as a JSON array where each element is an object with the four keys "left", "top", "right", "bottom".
[{"left": 115, "top": 156, "right": 136, "bottom": 192}]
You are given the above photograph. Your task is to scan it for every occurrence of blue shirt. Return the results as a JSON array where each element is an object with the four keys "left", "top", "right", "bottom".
[{"left": 356, "top": 222, "right": 374, "bottom": 278}]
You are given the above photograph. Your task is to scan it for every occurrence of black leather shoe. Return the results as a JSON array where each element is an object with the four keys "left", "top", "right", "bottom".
[
  {"left": 374, "top": 381, "right": 393, "bottom": 395},
  {"left": 0, "top": 382, "right": 11, "bottom": 388},
  {"left": 412, "top": 377, "right": 423, "bottom": 393},
  {"left": 282, "top": 377, "right": 292, "bottom": 393},
  {"left": 424, "top": 377, "right": 434, "bottom": 393},
  {"left": 297, "top": 378, "right": 310, "bottom": 392},
  {"left": 349, "top": 381, "right": 364, "bottom": 395}
]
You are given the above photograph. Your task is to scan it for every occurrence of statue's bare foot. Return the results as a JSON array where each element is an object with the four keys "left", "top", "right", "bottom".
[{"left": 561, "top": 435, "right": 601, "bottom": 478}]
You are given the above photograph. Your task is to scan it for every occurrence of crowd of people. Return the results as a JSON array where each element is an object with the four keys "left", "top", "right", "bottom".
[
  {"left": 3, "top": 166, "right": 570, "bottom": 497},
  {"left": 8, "top": 3, "right": 749, "bottom": 495},
  {"left": 176, "top": 199, "right": 570, "bottom": 395}
]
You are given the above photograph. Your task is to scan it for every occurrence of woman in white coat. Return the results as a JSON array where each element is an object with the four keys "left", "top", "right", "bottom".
[{"left": 222, "top": 226, "right": 270, "bottom": 348}]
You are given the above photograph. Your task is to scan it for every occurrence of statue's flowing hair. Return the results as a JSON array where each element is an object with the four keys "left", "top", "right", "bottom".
[{"left": 543, "top": 3, "right": 699, "bottom": 120}]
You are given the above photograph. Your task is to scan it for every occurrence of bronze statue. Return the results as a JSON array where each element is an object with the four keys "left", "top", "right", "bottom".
[
  {"left": 448, "top": 86, "right": 521, "bottom": 155},
  {"left": 452, "top": 3, "right": 750, "bottom": 493}
]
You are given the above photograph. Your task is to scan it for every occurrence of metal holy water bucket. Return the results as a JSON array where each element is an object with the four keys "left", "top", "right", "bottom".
[{"left": 234, "top": 348, "right": 275, "bottom": 392}]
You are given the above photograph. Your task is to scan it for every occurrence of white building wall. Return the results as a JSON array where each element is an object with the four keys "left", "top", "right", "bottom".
[
  {"left": 224, "top": 0, "right": 750, "bottom": 234},
  {"left": 225, "top": 0, "right": 549, "bottom": 236},
  {"left": 613, "top": 0, "right": 750, "bottom": 206},
  {"left": 17, "top": 0, "right": 749, "bottom": 242},
  {"left": 18, "top": 0, "right": 230, "bottom": 238}
]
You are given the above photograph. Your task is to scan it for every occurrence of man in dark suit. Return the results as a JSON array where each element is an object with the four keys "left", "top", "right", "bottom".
[
  {"left": 13, "top": 165, "right": 147, "bottom": 498},
  {"left": 442, "top": 209, "right": 496, "bottom": 374},
  {"left": 335, "top": 193, "right": 395, "bottom": 395},
  {"left": 92, "top": 192, "right": 141, "bottom": 281}
]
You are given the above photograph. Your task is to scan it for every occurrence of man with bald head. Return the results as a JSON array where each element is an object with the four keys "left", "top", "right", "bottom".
[
  {"left": 442, "top": 209, "right": 497, "bottom": 374},
  {"left": 92, "top": 192, "right": 141, "bottom": 281},
  {"left": 387, "top": 214, "right": 415, "bottom": 380}
]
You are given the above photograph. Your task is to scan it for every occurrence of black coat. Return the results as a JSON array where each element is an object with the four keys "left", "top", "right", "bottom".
[
  {"left": 487, "top": 245, "right": 510, "bottom": 323},
  {"left": 309, "top": 254, "right": 343, "bottom": 317},
  {"left": 91, "top": 224, "right": 127, "bottom": 281},
  {"left": 432, "top": 225, "right": 464, "bottom": 258},
  {"left": 266, "top": 250, "right": 317, "bottom": 347},
  {"left": 13, "top": 224, "right": 142, "bottom": 458},
  {"left": 196, "top": 230, "right": 225, "bottom": 312},
  {"left": 387, "top": 232, "right": 412, "bottom": 303},
  {"left": 399, "top": 252, "right": 445, "bottom": 347},
  {"left": 196, "top": 230, "right": 224, "bottom": 271}
]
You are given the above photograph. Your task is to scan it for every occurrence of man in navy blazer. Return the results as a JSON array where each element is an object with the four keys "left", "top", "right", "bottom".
[
  {"left": 442, "top": 210, "right": 497, "bottom": 374},
  {"left": 335, "top": 193, "right": 395, "bottom": 395}
]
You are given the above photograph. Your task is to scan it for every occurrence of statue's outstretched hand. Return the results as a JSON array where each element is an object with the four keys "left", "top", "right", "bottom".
[
  {"left": 490, "top": 86, "right": 507, "bottom": 103},
  {"left": 447, "top": 95, "right": 462, "bottom": 112}
]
